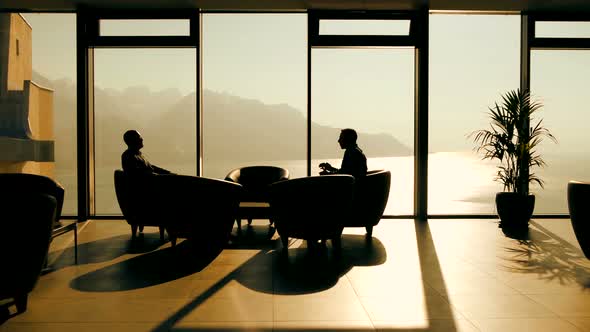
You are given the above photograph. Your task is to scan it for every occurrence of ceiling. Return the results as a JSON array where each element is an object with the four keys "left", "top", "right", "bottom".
[{"left": 2, "top": 0, "right": 590, "bottom": 13}]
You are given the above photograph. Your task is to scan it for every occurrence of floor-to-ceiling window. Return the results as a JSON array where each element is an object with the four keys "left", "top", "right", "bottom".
[
  {"left": 26, "top": 11, "right": 583, "bottom": 218},
  {"left": 311, "top": 48, "right": 414, "bottom": 215},
  {"left": 530, "top": 20, "right": 590, "bottom": 214},
  {"left": 21, "top": 13, "right": 78, "bottom": 216},
  {"left": 92, "top": 19, "right": 197, "bottom": 215},
  {"left": 530, "top": 50, "right": 590, "bottom": 214},
  {"left": 94, "top": 49, "right": 197, "bottom": 214},
  {"left": 310, "top": 14, "right": 417, "bottom": 216},
  {"left": 201, "top": 14, "right": 307, "bottom": 180},
  {"left": 428, "top": 14, "right": 520, "bottom": 215}
]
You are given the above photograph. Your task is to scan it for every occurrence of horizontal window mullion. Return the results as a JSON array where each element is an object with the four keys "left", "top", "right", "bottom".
[
  {"left": 89, "top": 36, "right": 198, "bottom": 47},
  {"left": 311, "top": 35, "right": 416, "bottom": 47},
  {"left": 531, "top": 37, "right": 590, "bottom": 49}
]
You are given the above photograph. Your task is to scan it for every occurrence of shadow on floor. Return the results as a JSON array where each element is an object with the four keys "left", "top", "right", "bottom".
[
  {"left": 237, "top": 234, "right": 387, "bottom": 295},
  {"left": 148, "top": 221, "right": 459, "bottom": 332},
  {"left": 52, "top": 220, "right": 460, "bottom": 331},
  {"left": 70, "top": 240, "right": 223, "bottom": 292},
  {"left": 502, "top": 220, "right": 590, "bottom": 289},
  {"left": 227, "top": 223, "right": 280, "bottom": 250},
  {"left": 47, "top": 231, "right": 166, "bottom": 272},
  {"left": 499, "top": 221, "right": 530, "bottom": 240}
]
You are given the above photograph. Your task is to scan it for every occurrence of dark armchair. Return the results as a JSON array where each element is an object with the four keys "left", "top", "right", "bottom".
[
  {"left": 567, "top": 181, "right": 590, "bottom": 259},
  {"left": 225, "top": 165, "right": 289, "bottom": 227},
  {"left": 269, "top": 174, "right": 355, "bottom": 252},
  {"left": 156, "top": 175, "right": 243, "bottom": 247},
  {"left": 115, "top": 171, "right": 242, "bottom": 247},
  {"left": 1, "top": 190, "right": 57, "bottom": 315},
  {"left": 114, "top": 170, "right": 166, "bottom": 240},
  {"left": 0, "top": 173, "right": 77, "bottom": 268},
  {"left": 345, "top": 170, "right": 391, "bottom": 237},
  {"left": 0, "top": 173, "right": 64, "bottom": 228}
]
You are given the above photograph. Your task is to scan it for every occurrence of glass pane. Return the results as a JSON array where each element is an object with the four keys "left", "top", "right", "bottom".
[
  {"left": 429, "top": 14, "right": 520, "bottom": 215},
  {"left": 94, "top": 48, "right": 197, "bottom": 215},
  {"left": 312, "top": 48, "right": 414, "bottom": 216},
  {"left": 100, "top": 19, "right": 190, "bottom": 36},
  {"left": 535, "top": 21, "right": 590, "bottom": 38},
  {"left": 18, "top": 13, "right": 78, "bottom": 216},
  {"left": 202, "top": 14, "right": 307, "bottom": 180},
  {"left": 320, "top": 19, "right": 410, "bottom": 36},
  {"left": 531, "top": 50, "right": 590, "bottom": 214}
]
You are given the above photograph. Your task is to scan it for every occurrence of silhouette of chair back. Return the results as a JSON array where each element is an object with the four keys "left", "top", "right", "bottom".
[
  {"left": 114, "top": 169, "right": 166, "bottom": 240},
  {"left": 0, "top": 173, "right": 64, "bottom": 228},
  {"left": 568, "top": 181, "right": 590, "bottom": 259},
  {"left": 269, "top": 174, "right": 355, "bottom": 251},
  {"left": 0, "top": 189, "right": 57, "bottom": 315},
  {"left": 225, "top": 166, "right": 289, "bottom": 202},
  {"left": 156, "top": 175, "right": 243, "bottom": 247},
  {"left": 345, "top": 170, "right": 391, "bottom": 236},
  {"left": 225, "top": 165, "right": 289, "bottom": 227}
]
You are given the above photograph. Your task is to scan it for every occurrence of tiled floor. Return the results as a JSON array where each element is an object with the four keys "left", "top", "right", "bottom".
[{"left": 1, "top": 218, "right": 590, "bottom": 331}]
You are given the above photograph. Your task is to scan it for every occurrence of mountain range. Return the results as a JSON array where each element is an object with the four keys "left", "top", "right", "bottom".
[{"left": 34, "top": 72, "right": 412, "bottom": 170}]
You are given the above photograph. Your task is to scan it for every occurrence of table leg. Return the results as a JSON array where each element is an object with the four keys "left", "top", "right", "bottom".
[{"left": 74, "top": 223, "right": 78, "bottom": 264}]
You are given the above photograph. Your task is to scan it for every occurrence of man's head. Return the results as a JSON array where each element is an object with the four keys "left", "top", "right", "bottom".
[
  {"left": 123, "top": 130, "right": 143, "bottom": 150},
  {"left": 338, "top": 128, "right": 358, "bottom": 149}
]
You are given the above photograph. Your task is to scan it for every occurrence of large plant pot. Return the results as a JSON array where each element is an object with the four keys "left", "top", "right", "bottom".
[
  {"left": 567, "top": 181, "right": 590, "bottom": 259},
  {"left": 496, "top": 192, "right": 535, "bottom": 228}
]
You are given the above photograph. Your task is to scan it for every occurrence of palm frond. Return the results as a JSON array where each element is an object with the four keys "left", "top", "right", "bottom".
[{"left": 470, "top": 88, "right": 556, "bottom": 194}]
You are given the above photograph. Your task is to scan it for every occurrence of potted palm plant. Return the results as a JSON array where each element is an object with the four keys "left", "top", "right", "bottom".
[{"left": 470, "top": 89, "right": 556, "bottom": 228}]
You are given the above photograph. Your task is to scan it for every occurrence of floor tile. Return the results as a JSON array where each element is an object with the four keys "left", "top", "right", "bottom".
[
  {"left": 527, "top": 294, "right": 590, "bottom": 317},
  {"left": 8, "top": 298, "right": 189, "bottom": 323},
  {"left": 180, "top": 297, "right": 273, "bottom": 322},
  {"left": 0, "top": 322, "right": 159, "bottom": 332},
  {"left": 446, "top": 294, "right": 557, "bottom": 320},
  {"left": 567, "top": 318, "right": 590, "bottom": 332},
  {"left": 373, "top": 319, "right": 480, "bottom": 332},
  {"left": 175, "top": 321, "right": 274, "bottom": 331},
  {"left": 273, "top": 296, "right": 370, "bottom": 321},
  {"left": 359, "top": 294, "right": 462, "bottom": 322},
  {"left": 471, "top": 318, "right": 582, "bottom": 332},
  {"left": 2, "top": 218, "right": 588, "bottom": 332},
  {"left": 274, "top": 320, "right": 375, "bottom": 331}
]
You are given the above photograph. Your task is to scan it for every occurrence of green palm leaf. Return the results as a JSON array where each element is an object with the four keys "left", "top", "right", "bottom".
[{"left": 470, "top": 89, "right": 557, "bottom": 195}]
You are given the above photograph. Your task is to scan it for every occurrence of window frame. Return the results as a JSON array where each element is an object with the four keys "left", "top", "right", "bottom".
[
  {"left": 528, "top": 13, "right": 590, "bottom": 49},
  {"left": 85, "top": 11, "right": 199, "bottom": 48},
  {"left": 308, "top": 10, "right": 429, "bottom": 219},
  {"left": 309, "top": 10, "right": 424, "bottom": 47}
]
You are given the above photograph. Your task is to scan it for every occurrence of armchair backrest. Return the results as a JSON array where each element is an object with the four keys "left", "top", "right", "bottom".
[
  {"left": 1, "top": 192, "right": 56, "bottom": 298},
  {"left": 567, "top": 181, "right": 590, "bottom": 259},
  {"left": 269, "top": 175, "right": 355, "bottom": 237},
  {"left": 347, "top": 170, "right": 391, "bottom": 228},
  {"left": 156, "top": 174, "right": 243, "bottom": 244},
  {"left": 114, "top": 169, "right": 130, "bottom": 218},
  {"left": 225, "top": 166, "right": 289, "bottom": 201},
  {"left": 114, "top": 169, "right": 167, "bottom": 225},
  {"left": 0, "top": 173, "right": 65, "bottom": 224}
]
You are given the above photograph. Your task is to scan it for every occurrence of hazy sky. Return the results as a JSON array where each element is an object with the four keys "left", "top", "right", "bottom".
[{"left": 21, "top": 12, "right": 590, "bottom": 153}]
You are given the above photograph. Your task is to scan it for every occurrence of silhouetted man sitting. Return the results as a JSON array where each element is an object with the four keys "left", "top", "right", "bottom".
[
  {"left": 319, "top": 128, "right": 367, "bottom": 179},
  {"left": 122, "top": 130, "right": 172, "bottom": 175}
]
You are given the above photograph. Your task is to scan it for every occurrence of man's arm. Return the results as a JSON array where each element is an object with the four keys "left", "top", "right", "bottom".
[
  {"left": 319, "top": 162, "right": 338, "bottom": 174},
  {"left": 151, "top": 164, "right": 172, "bottom": 175}
]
